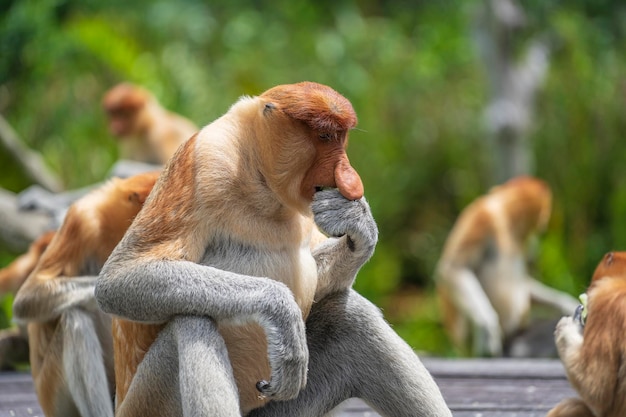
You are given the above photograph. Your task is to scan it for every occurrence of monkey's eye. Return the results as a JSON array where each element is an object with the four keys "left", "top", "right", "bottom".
[{"left": 319, "top": 132, "right": 334, "bottom": 142}]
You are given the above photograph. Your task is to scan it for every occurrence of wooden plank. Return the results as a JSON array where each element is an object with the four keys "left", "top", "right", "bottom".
[
  {"left": 333, "top": 359, "right": 576, "bottom": 416},
  {"left": 0, "top": 359, "right": 577, "bottom": 417},
  {"left": 0, "top": 373, "right": 42, "bottom": 417},
  {"left": 422, "top": 357, "right": 568, "bottom": 379}
]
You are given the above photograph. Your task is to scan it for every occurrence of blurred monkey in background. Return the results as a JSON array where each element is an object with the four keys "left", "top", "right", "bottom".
[
  {"left": 0, "top": 231, "right": 55, "bottom": 297},
  {"left": 0, "top": 231, "right": 55, "bottom": 369},
  {"left": 548, "top": 251, "right": 626, "bottom": 417},
  {"left": 17, "top": 83, "right": 191, "bottom": 223},
  {"left": 102, "top": 82, "right": 198, "bottom": 165},
  {"left": 435, "top": 176, "right": 578, "bottom": 357},
  {"left": 12, "top": 172, "right": 159, "bottom": 417}
]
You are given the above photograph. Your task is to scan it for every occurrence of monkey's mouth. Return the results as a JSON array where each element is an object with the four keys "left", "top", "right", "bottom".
[{"left": 314, "top": 186, "right": 335, "bottom": 192}]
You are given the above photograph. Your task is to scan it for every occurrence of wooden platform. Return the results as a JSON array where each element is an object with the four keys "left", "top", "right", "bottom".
[{"left": 0, "top": 358, "right": 576, "bottom": 417}]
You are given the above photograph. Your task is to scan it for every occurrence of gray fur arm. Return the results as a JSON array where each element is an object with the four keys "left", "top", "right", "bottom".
[
  {"left": 311, "top": 189, "right": 378, "bottom": 300},
  {"left": 96, "top": 257, "right": 308, "bottom": 400},
  {"left": 13, "top": 276, "right": 98, "bottom": 323}
]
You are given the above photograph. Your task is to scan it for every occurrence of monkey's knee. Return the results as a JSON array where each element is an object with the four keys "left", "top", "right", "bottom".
[{"left": 547, "top": 398, "right": 595, "bottom": 417}]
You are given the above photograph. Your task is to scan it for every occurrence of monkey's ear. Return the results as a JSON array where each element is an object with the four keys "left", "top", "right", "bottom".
[
  {"left": 128, "top": 189, "right": 151, "bottom": 205},
  {"left": 128, "top": 192, "right": 142, "bottom": 205},
  {"left": 263, "top": 102, "right": 276, "bottom": 115}
]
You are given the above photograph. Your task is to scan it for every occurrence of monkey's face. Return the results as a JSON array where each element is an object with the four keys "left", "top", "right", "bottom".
[
  {"left": 300, "top": 130, "right": 363, "bottom": 202},
  {"left": 102, "top": 83, "right": 150, "bottom": 138},
  {"left": 106, "top": 107, "right": 137, "bottom": 137},
  {"left": 259, "top": 82, "right": 364, "bottom": 205}
]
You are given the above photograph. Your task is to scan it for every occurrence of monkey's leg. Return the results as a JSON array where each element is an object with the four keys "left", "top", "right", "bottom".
[
  {"left": 547, "top": 398, "right": 596, "bottom": 417},
  {"left": 444, "top": 268, "right": 502, "bottom": 356},
  {"left": 117, "top": 315, "right": 240, "bottom": 417},
  {"left": 175, "top": 316, "right": 240, "bottom": 417},
  {"left": 250, "top": 289, "right": 452, "bottom": 417}
]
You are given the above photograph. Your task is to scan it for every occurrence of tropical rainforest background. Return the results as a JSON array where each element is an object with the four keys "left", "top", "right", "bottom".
[{"left": 1, "top": 0, "right": 625, "bottom": 356}]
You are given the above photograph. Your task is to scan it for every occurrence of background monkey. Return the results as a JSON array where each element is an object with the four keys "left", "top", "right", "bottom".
[
  {"left": 102, "top": 82, "right": 198, "bottom": 166},
  {"left": 96, "top": 82, "right": 451, "bottom": 417},
  {"left": 435, "top": 176, "right": 579, "bottom": 357},
  {"left": 16, "top": 83, "right": 189, "bottom": 228},
  {"left": 12, "top": 171, "right": 159, "bottom": 417},
  {"left": 548, "top": 251, "right": 626, "bottom": 417},
  {"left": 0, "top": 231, "right": 55, "bottom": 369},
  {"left": 0, "top": 231, "right": 55, "bottom": 296}
]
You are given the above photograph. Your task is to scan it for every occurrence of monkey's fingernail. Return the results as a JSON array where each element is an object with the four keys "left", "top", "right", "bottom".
[{"left": 256, "top": 380, "right": 271, "bottom": 393}]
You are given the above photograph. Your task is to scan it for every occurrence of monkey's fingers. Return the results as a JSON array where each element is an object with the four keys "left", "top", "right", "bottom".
[
  {"left": 255, "top": 352, "right": 308, "bottom": 400},
  {"left": 254, "top": 360, "right": 307, "bottom": 401},
  {"left": 312, "top": 189, "right": 378, "bottom": 248},
  {"left": 256, "top": 380, "right": 270, "bottom": 398}
]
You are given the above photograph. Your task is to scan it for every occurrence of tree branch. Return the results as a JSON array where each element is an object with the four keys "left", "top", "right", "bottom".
[{"left": 0, "top": 115, "right": 64, "bottom": 193}]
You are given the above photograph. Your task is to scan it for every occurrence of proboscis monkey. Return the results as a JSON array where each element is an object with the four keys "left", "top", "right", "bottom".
[
  {"left": 0, "top": 231, "right": 55, "bottom": 369},
  {"left": 548, "top": 251, "right": 626, "bottom": 417},
  {"left": 96, "top": 82, "right": 451, "bottom": 417},
  {"left": 0, "top": 231, "right": 55, "bottom": 295},
  {"left": 435, "top": 176, "right": 579, "bottom": 357},
  {"left": 102, "top": 82, "right": 198, "bottom": 165},
  {"left": 10, "top": 85, "right": 183, "bottom": 290},
  {"left": 17, "top": 84, "right": 189, "bottom": 217},
  {"left": 12, "top": 171, "right": 159, "bottom": 417}
]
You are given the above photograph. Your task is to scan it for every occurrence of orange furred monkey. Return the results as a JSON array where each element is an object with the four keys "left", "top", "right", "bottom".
[
  {"left": 0, "top": 231, "right": 55, "bottom": 295},
  {"left": 548, "top": 251, "right": 626, "bottom": 417},
  {"left": 12, "top": 172, "right": 159, "bottom": 417},
  {"left": 436, "top": 176, "right": 578, "bottom": 357},
  {"left": 96, "top": 82, "right": 451, "bottom": 417},
  {"left": 0, "top": 231, "right": 55, "bottom": 369},
  {"left": 15, "top": 84, "right": 190, "bottom": 217},
  {"left": 102, "top": 83, "right": 198, "bottom": 165}
]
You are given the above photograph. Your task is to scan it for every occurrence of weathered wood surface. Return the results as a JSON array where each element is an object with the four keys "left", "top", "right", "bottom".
[{"left": 0, "top": 358, "right": 575, "bottom": 417}]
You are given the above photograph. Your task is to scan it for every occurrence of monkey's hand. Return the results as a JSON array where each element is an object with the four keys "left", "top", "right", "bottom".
[
  {"left": 13, "top": 276, "right": 99, "bottom": 324},
  {"left": 255, "top": 283, "right": 309, "bottom": 401},
  {"left": 97, "top": 260, "right": 309, "bottom": 402},
  {"left": 311, "top": 189, "right": 378, "bottom": 299},
  {"left": 554, "top": 315, "right": 583, "bottom": 356}
]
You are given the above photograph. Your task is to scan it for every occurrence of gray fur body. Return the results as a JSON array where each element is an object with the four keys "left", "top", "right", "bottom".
[
  {"left": 96, "top": 190, "right": 450, "bottom": 416},
  {"left": 251, "top": 288, "right": 452, "bottom": 417}
]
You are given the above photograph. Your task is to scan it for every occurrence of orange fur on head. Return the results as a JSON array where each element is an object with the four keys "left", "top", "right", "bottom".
[
  {"left": 102, "top": 83, "right": 153, "bottom": 137},
  {"left": 590, "top": 252, "right": 626, "bottom": 283},
  {"left": 102, "top": 83, "right": 198, "bottom": 164},
  {"left": 490, "top": 176, "right": 552, "bottom": 240},
  {"left": 261, "top": 82, "right": 363, "bottom": 201},
  {"left": 261, "top": 82, "right": 358, "bottom": 133}
]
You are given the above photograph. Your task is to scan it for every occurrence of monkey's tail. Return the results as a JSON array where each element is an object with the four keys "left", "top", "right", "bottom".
[{"left": 61, "top": 309, "right": 114, "bottom": 417}]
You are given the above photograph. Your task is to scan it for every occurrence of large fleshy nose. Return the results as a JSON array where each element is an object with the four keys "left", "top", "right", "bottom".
[{"left": 334, "top": 157, "right": 363, "bottom": 200}]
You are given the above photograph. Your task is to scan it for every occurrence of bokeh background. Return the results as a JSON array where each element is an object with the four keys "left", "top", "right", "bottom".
[{"left": 1, "top": 0, "right": 625, "bottom": 356}]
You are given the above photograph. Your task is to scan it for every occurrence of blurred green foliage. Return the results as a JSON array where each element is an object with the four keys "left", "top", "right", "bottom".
[{"left": 1, "top": 0, "right": 625, "bottom": 356}]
